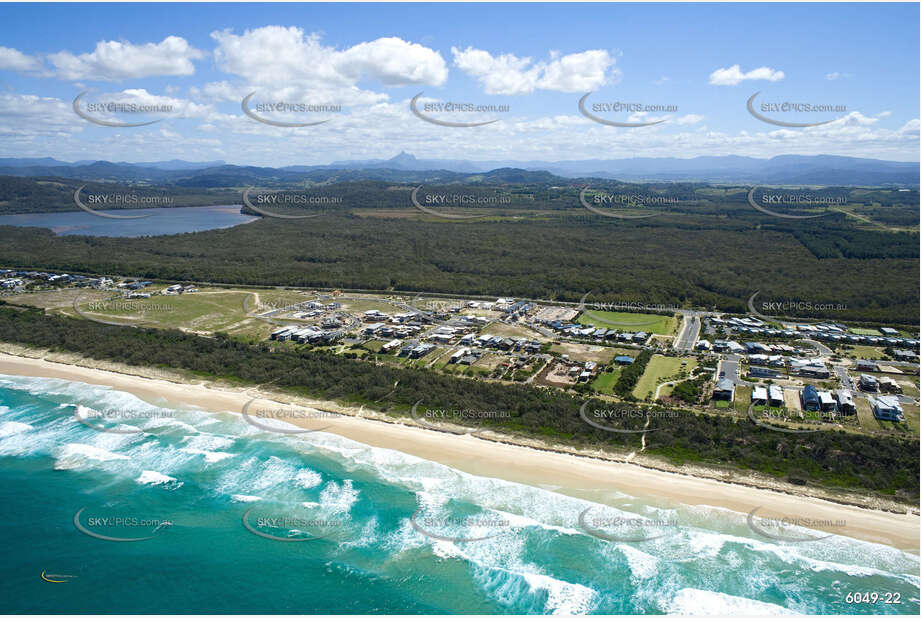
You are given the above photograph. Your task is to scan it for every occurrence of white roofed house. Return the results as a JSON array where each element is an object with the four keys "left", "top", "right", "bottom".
[
  {"left": 768, "top": 385, "right": 784, "bottom": 407},
  {"left": 751, "top": 386, "right": 768, "bottom": 406},
  {"left": 382, "top": 339, "right": 402, "bottom": 352},
  {"left": 817, "top": 390, "right": 837, "bottom": 417},
  {"left": 833, "top": 389, "right": 856, "bottom": 415}
]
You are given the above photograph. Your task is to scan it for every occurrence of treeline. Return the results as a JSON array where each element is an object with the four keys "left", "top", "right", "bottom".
[
  {"left": 1, "top": 210, "right": 917, "bottom": 322},
  {"left": 614, "top": 350, "right": 653, "bottom": 398},
  {"left": 0, "top": 303, "right": 916, "bottom": 502},
  {"left": 0, "top": 176, "right": 236, "bottom": 214}
]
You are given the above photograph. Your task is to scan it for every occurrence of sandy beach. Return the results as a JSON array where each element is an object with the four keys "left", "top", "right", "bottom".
[{"left": 1, "top": 350, "right": 918, "bottom": 552}]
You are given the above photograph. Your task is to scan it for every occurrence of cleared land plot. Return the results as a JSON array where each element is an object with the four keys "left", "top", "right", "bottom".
[
  {"left": 849, "top": 327, "right": 883, "bottom": 336},
  {"left": 841, "top": 345, "right": 889, "bottom": 360},
  {"left": 732, "top": 385, "right": 752, "bottom": 413},
  {"left": 854, "top": 397, "right": 918, "bottom": 435},
  {"left": 534, "top": 306, "right": 579, "bottom": 322},
  {"left": 550, "top": 342, "right": 618, "bottom": 364},
  {"left": 657, "top": 359, "right": 699, "bottom": 397},
  {"left": 482, "top": 322, "right": 550, "bottom": 342},
  {"left": 632, "top": 355, "right": 695, "bottom": 400},
  {"left": 336, "top": 298, "right": 401, "bottom": 314},
  {"left": 578, "top": 310, "right": 677, "bottom": 335},
  {"left": 591, "top": 369, "right": 622, "bottom": 395},
  {"left": 8, "top": 288, "right": 108, "bottom": 311}
]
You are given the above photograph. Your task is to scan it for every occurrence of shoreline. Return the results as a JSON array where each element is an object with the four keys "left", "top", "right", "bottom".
[{"left": 0, "top": 349, "right": 918, "bottom": 552}]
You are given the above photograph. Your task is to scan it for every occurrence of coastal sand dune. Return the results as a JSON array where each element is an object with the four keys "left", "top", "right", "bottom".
[{"left": 0, "top": 351, "right": 917, "bottom": 552}]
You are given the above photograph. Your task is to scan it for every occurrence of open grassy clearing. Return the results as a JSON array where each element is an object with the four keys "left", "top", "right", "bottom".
[
  {"left": 632, "top": 354, "right": 695, "bottom": 400},
  {"left": 590, "top": 369, "right": 621, "bottom": 395},
  {"left": 578, "top": 310, "right": 677, "bottom": 335},
  {"left": 549, "top": 342, "right": 618, "bottom": 364}
]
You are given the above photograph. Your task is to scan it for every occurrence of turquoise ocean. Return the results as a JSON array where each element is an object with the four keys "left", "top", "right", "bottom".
[{"left": 0, "top": 374, "right": 918, "bottom": 614}]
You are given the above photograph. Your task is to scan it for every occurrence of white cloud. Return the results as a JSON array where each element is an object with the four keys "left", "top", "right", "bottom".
[
  {"left": 211, "top": 27, "right": 447, "bottom": 91},
  {"left": 48, "top": 36, "right": 204, "bottom": 81},
  {"left": 0, "top": 93, "right": 82, "bottom": 139},
  {"left": 675, "top": 114, "right": 705, "bottom": 125},
  {"left": 451, "top": 47, "right": 617, "bottom": 95},
  {"left": 653, "top": 76, "right": 670, "bottom": 85},
  {"left": 825, "top": 72, "right": 851, "bottom": 80},
  {"left": 708, "top": 64, "right": 784, "bottom": 86},
  {"left": 0, "top": 46, "right": 45, "bottom": 73},
  {"left": 876, "top": 110, "right": 892, "bottom": 118}
]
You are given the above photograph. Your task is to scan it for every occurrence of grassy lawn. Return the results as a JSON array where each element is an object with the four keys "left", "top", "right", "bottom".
[
  {"left": 902, "top": 403, "right": 920, "bottom": 434},
  {"left": 591, "top": 369, "right": 622, "bottom": 394},
  {"left": 849, "top": 327, "right": 882, "bottom": 336},
  {"left": 70, "top": 289, "right": 257, "bottom": 333},
  {"left": 732, "top": 385, "right": 753, "bottom": 413},
  {"left": 578, "top": 310, "right": 677, "bottom": 335},
  {"left": 855, "top": 397, "right": 918, "bottom": 435},
  {"left": 362, "top": 340, "right": 385, "bottom": 352},
  {"left": 632, "top": 355, "right": 695, "bottom": 400},
  {"left": 658, "top": 359, "right": 699, "bottom": 397},
  {"left": 842, "top": 345, "right": 889, "bottom": 360},
  {"left": 336, "top": 298, "right": 399, "bottom": 314}
]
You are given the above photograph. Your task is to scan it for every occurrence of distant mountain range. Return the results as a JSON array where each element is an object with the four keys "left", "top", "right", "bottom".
[{"left": 0, "top": 153, "right": 917, "bottom": 186}]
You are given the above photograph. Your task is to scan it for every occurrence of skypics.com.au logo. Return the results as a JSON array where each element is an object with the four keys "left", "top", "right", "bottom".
[
  {"left": 746, "top": 186, "right": 845, "bottom": 220},
  {"left": 241, "top": 92, "right": 341, "bottom": 127},
  {"left": 410, "top": 401, "right": 509, "bottom": 436},
  {"left": 73, "top": 91, "right": 173, "bottom": 127},
  {"left": 410, "top": 92, "right": 508, "bottom": 127},
  {"left": 746, "top": 92, "right": 846, "bottom": 128},
  {"left": 242, "top": 188, "right": 341, "bottom": 219},
  {"left": 73, "top": 186, "right": 173, "bottom": 219},
  {"left": 73, "top": 507, "right": 172, "bottom": 542},
  {"left": 579, "top": 93, "right": 676, "bottom": 127}
]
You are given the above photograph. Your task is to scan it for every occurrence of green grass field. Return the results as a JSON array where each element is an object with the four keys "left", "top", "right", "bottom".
[
  {"left": 591, "top": 369, "right": 622, "bottom": 394},
  {"left": 70, "top": 289, "right": 252, "bottom": 331},
  {"left": 849, "top": 327, "right": 882, "bottom": 336},
  {"left": 843, "top": 345, "right": 889, "bottom": 360},
  {"left": 632, "top": 355, "right": 695, "bottom": 400},
  {"left": 578, "top": 310, "right": 676, "bottom": 335}
]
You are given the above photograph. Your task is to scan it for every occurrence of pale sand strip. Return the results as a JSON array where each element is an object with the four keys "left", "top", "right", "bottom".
[{"left": 1, "top": 352, "right": 918, "bottom": 552}]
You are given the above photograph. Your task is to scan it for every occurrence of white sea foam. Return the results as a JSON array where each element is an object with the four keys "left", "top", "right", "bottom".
[
  {"left": 231, "top": 494, "right": 262, "bottom": 503},
  {"left": 53, "top": 443, "right": 129, "bottom": 470},
  {"left": 0, "top": 421, "right": 32, "bottom": 437},
  {"left": 136, "top": 470, "right": 183, "bottom": 489},
  {"left": 294, "top": 468, "right": 322, "bottom": 489},
  {"left": 181, "top": 447, "right": 235, "bottom": 463},
  {"left": 665, "top": 588, "right": 796, "bottom": 614}
]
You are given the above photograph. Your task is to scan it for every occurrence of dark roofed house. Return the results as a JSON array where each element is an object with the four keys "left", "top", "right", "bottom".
[
  {"left": 801, "top": 385, "right": 819, "bottom": 411},
  {"left": 713, "top": 378, "right": 735, "bottom": 402}
]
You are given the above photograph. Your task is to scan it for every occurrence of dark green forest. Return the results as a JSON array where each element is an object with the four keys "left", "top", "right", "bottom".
[{"left": 1, "top": 204, "right": 917, "bottom": 322}]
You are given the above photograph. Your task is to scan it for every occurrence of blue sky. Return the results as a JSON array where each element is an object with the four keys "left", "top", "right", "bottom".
[{"left": 0, "top": 2, "right": 918, "bottom": 165}]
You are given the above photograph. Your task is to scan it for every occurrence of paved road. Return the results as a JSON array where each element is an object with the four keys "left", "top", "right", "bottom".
[
  {"left": 718, "top": 354, "right": 742, "bottom": 385},
  {"left": 674, "top": 314, "right": 701, "bottom": 351},
  {"left": 802, "top": 338, "right": 833, "bottom": 356},
  {"left": 834, "top": 365, "right": 854, "bottom": 390}
]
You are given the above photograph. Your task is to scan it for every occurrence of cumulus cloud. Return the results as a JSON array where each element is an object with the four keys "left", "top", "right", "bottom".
[
  {"left": 48, "top": 36, "right": 204, "bottom": 81},
  {"left": 675, "top": 114, "right": 705, "bottom": 125},
  {"left": 0, "top": 46, "right": 46, "bottom": 73},
  {"left": 708, "top": 64, "right": 784, "bottom": 86},
  {"left": 211, "top": 27, "right": 447, "bottom": 90},
  {"left": 451, "top": 47, "right": 617, "bottom": 95}
]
